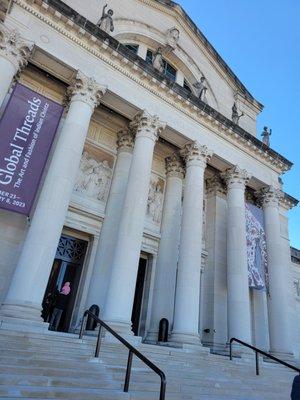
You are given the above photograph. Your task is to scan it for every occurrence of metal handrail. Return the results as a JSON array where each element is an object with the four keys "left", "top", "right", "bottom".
[
  {"left": 79, "top": 310, "right": 166, "bottom": 400},
  {"left": 230, "top": 337, "right": 300, "bottom": 376}
]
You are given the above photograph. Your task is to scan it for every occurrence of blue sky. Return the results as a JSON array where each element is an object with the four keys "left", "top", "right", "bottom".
[{"left": 178, "top": 0, "right": 300, "bottom": 248}]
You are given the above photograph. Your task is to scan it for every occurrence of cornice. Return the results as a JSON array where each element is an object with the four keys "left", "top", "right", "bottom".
[
  {"left": 12, "top": 0, "right": 292, "bottom": 175},
  {"left": 280, "top": 193, "right": 299, "bottom": 211}
]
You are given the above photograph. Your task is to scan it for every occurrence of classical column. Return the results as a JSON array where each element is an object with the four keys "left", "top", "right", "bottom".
[
  {"left": 202, "top": 175, "right": 228, "bottom": 349},
  {"left": 0, "top": 25, "right": 33, "bottom": 107},
  {"left": 221, "top": 166, "right": 252, "bottom": 344},
  {"left": 171, "top": 142, "right": 213, "bottom": 344},
  {"left": 259, "top": 186, "right": 293, "bottom": 357},
  {"left": 86, "top": 129, "right": 135, "bottom": 309},
  {"left": 148, "top": 153, "right": 184, "bottom": 341},
  {"left": 1, "top": 72, "right": 106, "bottom": 323},
  {"left": 103, "top": 110, "right": 166, "bottom": 334}
]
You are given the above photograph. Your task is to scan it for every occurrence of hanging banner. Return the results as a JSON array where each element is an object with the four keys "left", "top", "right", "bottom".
[
  {"left": 245, "top": 202, "right": 269, "bottom": 290},
  {"left": 0, "top": 83, "right": 63, "bottom": 215}
]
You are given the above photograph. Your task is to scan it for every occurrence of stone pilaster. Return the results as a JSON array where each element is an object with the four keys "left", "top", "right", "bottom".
[
  {"left": 171, "top": 142, "right": 213, "bottom": 344},
  {"left": 116, "top": 128, "right": 135, "bottom": 153},
  {"left": 1, "top": 71, "right": 106, "bottom": 326},
  {"left": 165, "top": 153, "right": 185, "bottom": 179},
  {"left": 202, "top": 174, "right": 227, "bottom": 350},
  {"left": 148, "top": 152, "right": 184, "bottom": 341},
  {"left": 103, "top": 110, "right": 166, "bottom": 334},
  {"left": 258, "top": 186, "right": 293, "bottom": 357},
  {"left": 221, "top": 165, "right": 252, "bottom": 344},
  {"left": 0, "top": 25, "right": 33, "bottom": 106},
  {"left": 206, "top": 175, "right": 226, "bottom": 197},
  {"left": 86, "top": 128, "right": 135, "bottom": 309}
]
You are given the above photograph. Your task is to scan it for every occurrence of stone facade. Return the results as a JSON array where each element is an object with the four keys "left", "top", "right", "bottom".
[{"left": 0, "top": 0, "right": 299, "bottom": 358}]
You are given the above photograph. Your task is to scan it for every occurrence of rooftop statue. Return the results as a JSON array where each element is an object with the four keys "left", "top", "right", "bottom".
[
  {"left": 232, "top": 102, "right": 244, "bottom": 125},
  {"left": 261, "top": 126, "right": 272, "bottom": 147},
  {"left": 97, "top": 4, "right": 114, "bottom": 34},
  {"left": 152, "top": 47, "right": 164, "bottom": 74},
  {"left": 166, "top": 27, "right": 180, "bottom": 50},
  {"left": 193, "top": 77, "right": 208, "bottom": 102}
]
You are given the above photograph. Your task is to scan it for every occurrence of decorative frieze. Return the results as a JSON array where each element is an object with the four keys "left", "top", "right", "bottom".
[
  {"left": 221, "top": 165, "right": 251, "bottom": 189},
  {"left": 129, "top": 110, "right": 166, "bottom": 142},
  {"left": 165, "top": 153, "right": 185, "bottom": 179},
  {"left": 116, "top": 128, "right": 135, "bottom": 153},
  {"left": 180, "top": 141, "right": 213, "bottom": 168},
  {"left": 66, "top": 70, "right": 106, "bottom": 109},
  {"left": 0, "top": 24, "right": 33, "bottom": 72}
]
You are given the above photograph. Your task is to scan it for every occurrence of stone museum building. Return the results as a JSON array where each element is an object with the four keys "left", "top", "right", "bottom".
[{"left": 0, "top": 0, "right": 300, "bottom": 371}]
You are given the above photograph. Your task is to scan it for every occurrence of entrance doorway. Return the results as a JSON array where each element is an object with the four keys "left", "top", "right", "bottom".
[
  {"left": 42, "top": 234, "right": 88, "bottom": 332},
  {"left": 131, "top": 255, "right": 152, "bottom": 337}
]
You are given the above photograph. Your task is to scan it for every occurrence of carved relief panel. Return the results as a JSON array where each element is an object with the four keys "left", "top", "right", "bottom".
[
  {"left": 72, "top": 145, "right": 114, "bottom": 214},
  {"left": 146, "top": 174, "right": 165, "bottom": 229}
]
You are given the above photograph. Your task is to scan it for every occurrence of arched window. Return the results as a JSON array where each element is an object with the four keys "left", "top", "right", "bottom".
[
  {"left": 124, "top": 44, "right": 139, "bottom": 55},
  {"left": 146, "top": 49, "right": 177, "bottom": 81}
]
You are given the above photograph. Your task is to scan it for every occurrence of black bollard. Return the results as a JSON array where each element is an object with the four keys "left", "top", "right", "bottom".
[
  {"left": 158, "top": 318, "right": 169, "bottom": 342},
  {"left": 86, "top": 304, "right": 100, "bottom": 331}
]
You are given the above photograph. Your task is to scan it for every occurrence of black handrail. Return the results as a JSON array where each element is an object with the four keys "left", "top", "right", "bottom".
[
  {"left": 230, "top": 337, "right": 300, "bottom": 376},
  {"left": 79, "top": 310, "right": 166, "bottom": 400}
]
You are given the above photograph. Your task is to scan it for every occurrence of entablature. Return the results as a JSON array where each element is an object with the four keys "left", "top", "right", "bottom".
[{"left": 7, "top": 0, "right": 293, "bottom": 177}]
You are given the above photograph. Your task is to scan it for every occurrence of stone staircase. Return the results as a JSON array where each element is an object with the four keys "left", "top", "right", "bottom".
[{"left": 0, "top": 328, "right": 296, "bottom": 399}]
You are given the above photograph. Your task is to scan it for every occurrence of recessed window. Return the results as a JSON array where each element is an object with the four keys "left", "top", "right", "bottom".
[
  {"left": 146, "top": 50, "right": 177, "bottom": 81},
  {"left": 124, "top": 44, "right": 139, "bottom": 55},
  {"left": 183, "top": 79, "right": 192, "bottom": 94}
]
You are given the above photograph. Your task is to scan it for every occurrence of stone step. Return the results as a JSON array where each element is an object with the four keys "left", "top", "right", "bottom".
[
  {"left": 0, "top": 330, "right": 295, "bottom": 400},
  {"left": 0, "top": 386, "right": 129, "bottom": 399}
]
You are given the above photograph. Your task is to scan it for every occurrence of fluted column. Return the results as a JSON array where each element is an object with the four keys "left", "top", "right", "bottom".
[
  {"left": 103, "top": 110, "right": 166, "bottom": 334},
  {"left": 259, "top": 186, "right": 293, "bottom": 357},
  {"left": 1, "top": 72, "right": 106, "bottom": 322},
  {"left": 221, "top": 166, "right": 252, "bottom": 343},
  {"left": 0, "top": 25, "right": 33, "bottom": 107},
  {"left": 148, "top": 153, "right": 184, "bottom": 341},
  {"left": 171, "top": 142, "right": 213, "bottom": 344},
  {"left": 86, "top": 129, "right": 135, "bottom": 309}
]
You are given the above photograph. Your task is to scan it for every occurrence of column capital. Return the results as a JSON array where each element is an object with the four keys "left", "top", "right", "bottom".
[
  {"left": 165, "top": 153, "right": 185, "bottom": 179},
  {"left": 0, "top": 25, "right": 33, "bottom": 72},
  {"left": 257, "top": 186, "right": 283, "bottom": 208},
  {"left": 116, "top": 129, "right": 135, "bottom": 153},
  {"left": 66, "top": 71, "right": 106, "bottom": 110},
  {"left": 180, "top": 141, "right": 213, "bottom": 168},
  {"left": 206, "top": 175, "right": 226, "bottom": 196},
  {"left": 221, "top": 165, "right": 251, "bottom": 189},
  {"left": 129, "top": 110, "right": 166, "bottom": 142}
]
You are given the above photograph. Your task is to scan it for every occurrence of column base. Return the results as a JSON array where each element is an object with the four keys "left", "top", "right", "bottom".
[
  {"left": 269, "top": 350, "right": 294, "bottom": 362},
  {"left": 102, "top": 319, "right": 133, "bottom": 336},
  {"left": 145, "top": 329, "right": 158, "bottom": 343},
  {"left": 170, "top": 331, "right": 202, "bottom": 346},
  {"left": 0, "top": 302, "right": 43, "bottom": 321},
  {"left": 0, "top": 315, "right": 49, "bottom": 334},
  {"left": 0, "top": 302, "right": 48, "bottom": 333}
]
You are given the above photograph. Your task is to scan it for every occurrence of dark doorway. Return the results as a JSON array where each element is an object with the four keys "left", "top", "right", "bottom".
[
  {"left": 131, "top": 257, "right": 147, "bottom": 336},
  {"left": 42, "top": 234, "right": 88, "bottom": 332}
]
